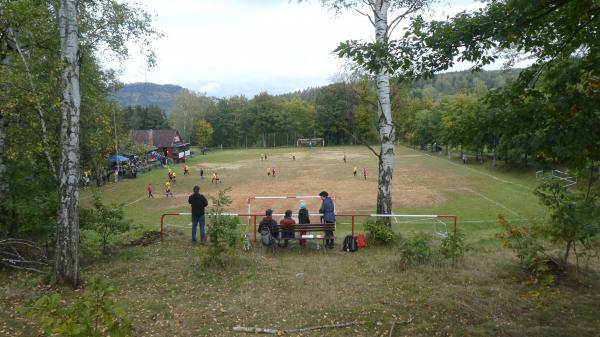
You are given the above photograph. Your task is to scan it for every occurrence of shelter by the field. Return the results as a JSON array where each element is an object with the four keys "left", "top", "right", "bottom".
[
  {"left": 131, "top": 129, "right": 190, "bottom": 163},
  {"left": 108, "top": 154, "right": 130, "bottom": 162}
]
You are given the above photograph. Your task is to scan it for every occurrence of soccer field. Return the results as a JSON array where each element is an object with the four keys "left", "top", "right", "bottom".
[{"left": 82, "top": 144, "right": 546, "bottom": 238}]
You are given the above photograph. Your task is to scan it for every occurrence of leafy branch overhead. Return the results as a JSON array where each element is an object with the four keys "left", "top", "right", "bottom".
[{"left": 335, "top": 0, "right": 600, "bottom": 82}]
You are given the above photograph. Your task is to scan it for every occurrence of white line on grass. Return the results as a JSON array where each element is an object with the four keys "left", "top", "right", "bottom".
[
  {"left": 409, "top": 147, "right": 532, "bottom": 191},
  {"left": 125, "top": 196, "right": 147, "bottom": 206},
  {"left": 464, "top": 187, "right": 522, "bottom": 218}
]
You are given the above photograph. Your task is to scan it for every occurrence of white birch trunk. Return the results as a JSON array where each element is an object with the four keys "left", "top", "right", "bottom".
[
  {"left": 1, "top": 9, "right": 13, "bottom": 215},
  {"left": 373, "top": 0, "right": 396, "bottom": 217},
  {"left": 54, "top": 0, "right": 81, "bottom": 287},
  {"left": 0, "top": 115, "right": 7, "bottom": 209}
]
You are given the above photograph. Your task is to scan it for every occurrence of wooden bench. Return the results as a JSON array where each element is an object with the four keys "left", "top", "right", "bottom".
[{"left": 271, "top": 223, "right": 336, "bottom": 247}]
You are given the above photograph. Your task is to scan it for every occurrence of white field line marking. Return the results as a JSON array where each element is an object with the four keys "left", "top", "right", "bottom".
[
  {"left": 463, "top": 187, "right": 522, "bottom": 218},
  {"left": 410, "top": 147, "right": 532, "bottom": 191},
  {"left": 125, "top": 196, "right": 147, "bottom": 206}
]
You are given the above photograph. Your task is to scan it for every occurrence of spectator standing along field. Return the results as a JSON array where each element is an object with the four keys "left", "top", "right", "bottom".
[
  {"left": 188, "top": 186, "right": 209, "bottom": 244},
  {"left": 319, "top": 191, "right": 336, "bottom": 249}
]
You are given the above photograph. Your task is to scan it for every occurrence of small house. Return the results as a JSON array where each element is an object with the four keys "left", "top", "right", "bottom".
[{"left": 131, "top": 129, "right": 190, "bottom": 163}]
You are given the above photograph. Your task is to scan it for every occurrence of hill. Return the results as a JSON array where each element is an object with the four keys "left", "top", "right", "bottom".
[
  {"left": 112, "top": 69, "right": 521, "bottom": 113},
  {"left": 111, "top": 82, "right": 186, "bottom": 113}
]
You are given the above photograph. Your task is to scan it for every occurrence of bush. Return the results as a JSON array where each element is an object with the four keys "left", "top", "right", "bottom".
[
  {"left": 364, "top": 218, "right": 398, "bottom": 245},
  {"left": 496, "top": 215, "right": 562, "bottom": 284},
  {"left": 199, "top": 188, "right": 241, "bottom": 269},
  {"left": 440, "top": 228, "right": 466, "bottom": 261},
  {"left": 399, "top": 232, "right": 433, "bottom": 269},
  {"left": 28, "top": 276, "right": 134, "bottom": 337},
  {"left": 534, "top": 181, "right": 600, "bottom": 269},
  {"left": 80, "top": 194, "right": 130, "bottom": 254}
]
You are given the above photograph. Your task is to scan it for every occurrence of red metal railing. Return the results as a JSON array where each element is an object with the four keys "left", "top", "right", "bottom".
[{"left": 160, "top": 212, "right": 458, "bottom": 241}]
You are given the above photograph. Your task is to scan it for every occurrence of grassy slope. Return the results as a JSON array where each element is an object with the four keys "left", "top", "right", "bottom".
[{"left": 1, "top": 146, "right": 598, "bottom": 337}]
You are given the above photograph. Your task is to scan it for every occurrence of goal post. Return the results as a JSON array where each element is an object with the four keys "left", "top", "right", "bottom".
[{"left": 296, "top": 138, "right": 325, "bottom": 147}]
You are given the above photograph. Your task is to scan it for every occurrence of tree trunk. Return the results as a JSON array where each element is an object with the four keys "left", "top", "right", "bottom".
[
  {"left": 0, "top": 115, "right": 7, "bottom": 215},
  {"left": 54, "top": 0, "right": 81, "bottom": 288},
  {"left": 1, "top": 11, "right": 14, "bottom": 228},
  {"left": 564, "top": 240, "right": 572, "bottom": 266},
  {"left": 373, "top": 0, "right": 395, "bottom": 222}
]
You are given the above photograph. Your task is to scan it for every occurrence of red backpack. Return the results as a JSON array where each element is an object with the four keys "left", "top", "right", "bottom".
[{"left": 356, "top": 233, "right": 367, "bottom": 248}]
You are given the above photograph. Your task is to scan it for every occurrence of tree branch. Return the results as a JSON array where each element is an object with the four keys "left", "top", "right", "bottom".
[
  {"left": 342, "top": 126, "right": 381, "bottom": 159},
  {"left": 387, "top": 3, "right": 421, "bottom": 39},
  {"left": 356, "top": 8, "right": 375, "bottom": 27},
  {"left": 7, "top": 28, "right": 58, "bottom": 180},
  {"left": 233, "top": 321, "right": 366, "bottom": 334}
]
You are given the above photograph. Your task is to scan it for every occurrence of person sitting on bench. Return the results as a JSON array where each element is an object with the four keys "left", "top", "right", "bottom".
[
  {"left": 279, "top": 209, "right": 296, "bottom": 247},
  {"left": 258, "top": 208, "right": 278, "bottom": 245},
  {"left": 298, "top": 200, "right": 310, "bottom": 246}
]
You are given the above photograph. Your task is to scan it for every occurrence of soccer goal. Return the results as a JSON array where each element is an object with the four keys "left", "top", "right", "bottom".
[
  {"left": 536, "top": 169, "right": 577, "bottom": 187},
  {"left": 296, "top": 138, "right": 325, "bottom": 147}
]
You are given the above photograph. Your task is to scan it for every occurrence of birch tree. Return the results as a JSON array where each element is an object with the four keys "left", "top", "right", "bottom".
[
  {"left": 0, "top": 16, "right": 12, "bottom": 220},
  {"left": 316, "top": 0, "right": 431, "bottom": 220},
  {"left": 54, "top": 0, "right": 81, "bottom": 286}
]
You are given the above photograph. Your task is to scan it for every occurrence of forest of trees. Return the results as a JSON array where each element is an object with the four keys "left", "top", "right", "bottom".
[{"left": 118, "top": 69, "right": 522, "bottom": 151}]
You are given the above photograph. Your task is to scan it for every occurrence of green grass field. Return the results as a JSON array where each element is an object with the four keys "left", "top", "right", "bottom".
[{"left": 1, "top": 145, "right": 599, "bottom": 337}]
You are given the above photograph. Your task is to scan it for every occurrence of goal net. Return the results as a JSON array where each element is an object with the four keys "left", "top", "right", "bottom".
[
  {"left": 296, "top": 138, "right": 325, "bottom": 147},
  {"left": 535, "top": 169, "right": 577, "bottom": 187}
]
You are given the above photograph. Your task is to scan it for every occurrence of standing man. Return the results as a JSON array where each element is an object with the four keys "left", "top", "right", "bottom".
[
  {"left": 200, "top": 168, "right": 204, "bottom": 180},
  {"left": 353, "top": 166, "right": 357, "bottom": 177},
  {"left": 319, "top": 191, "right": 336, "bottom": 249},
  {"left": 189, "top": 185, "right": 209, "bottom": 244}
]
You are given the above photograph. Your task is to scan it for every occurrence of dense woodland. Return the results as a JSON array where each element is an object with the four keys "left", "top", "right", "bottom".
[{"left": 117, "top": 68, "right": 551, "bottom": 168}]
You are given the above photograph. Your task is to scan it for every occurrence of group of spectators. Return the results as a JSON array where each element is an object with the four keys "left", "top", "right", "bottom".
[
  {"left": 257, "top": 191, "right": 336, "bottom": 248},
  {"left": 186, "top": 186, "right": 337, "bottom": 248}
]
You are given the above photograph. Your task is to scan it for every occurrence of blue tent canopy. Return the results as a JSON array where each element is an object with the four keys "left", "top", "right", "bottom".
[{"left": 109, "top": 155, "right": 129, "bottom": 162}]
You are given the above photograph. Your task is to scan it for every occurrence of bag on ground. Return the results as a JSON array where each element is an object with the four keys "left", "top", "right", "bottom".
[
  {"left": 356, "top": 233, "right": 367, "bottom": 248},
  {"left": 342, "top": 235, "right": 358, "bottom": 252},
  {"left": 260, "top": 227, "right": 274, "bottom": 246}
]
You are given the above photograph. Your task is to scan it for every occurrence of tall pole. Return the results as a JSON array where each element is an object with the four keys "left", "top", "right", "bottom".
[{"left": 112, "top": 109, "right": 120, "bottom": 182}]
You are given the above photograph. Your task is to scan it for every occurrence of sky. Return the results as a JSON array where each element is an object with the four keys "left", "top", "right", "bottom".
[{"left": 109, "top": 0, "right": 488, "bottom": 98}]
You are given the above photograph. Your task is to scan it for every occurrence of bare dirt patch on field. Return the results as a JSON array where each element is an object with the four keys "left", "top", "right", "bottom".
[
  {"left": 193, "top": 161, "right": 250, "bottom": 171},
  {"left": 229, "top": 177, "right": 446, "bottom": 213}
]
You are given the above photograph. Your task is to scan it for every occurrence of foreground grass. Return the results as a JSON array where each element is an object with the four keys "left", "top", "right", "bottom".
[
  {"left": 1, "top": 146, "right": 598, "bottom": 336},
  {"left": 2, "top": 230, "right": 599, "bottom": 336}
]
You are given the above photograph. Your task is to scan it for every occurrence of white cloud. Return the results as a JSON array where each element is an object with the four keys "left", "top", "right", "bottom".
[{"left": 108, "top": 0, "right": 499, "bottom": 98}]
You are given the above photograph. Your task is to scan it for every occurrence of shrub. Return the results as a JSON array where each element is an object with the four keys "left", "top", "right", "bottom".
[
  {"left": 28, "top": 276, "right": 134, "bottom": 337},
  {"left": 399, "top": 232, "right": 433, "bottom": 269},
  {"left": 440, "top": 228, "right": 466, "bottom": 261},
  {"left": 534, "top": 181, "right": 600, "bottom": 268},
  {"left": 496, "top": 215, "right": 562, "bottom": 285},
  {"left": 199, "top": 188, "right": 241, "bottom": 269},
  {"left": 364, "top": 218, "right": 398, "bottom": 245},
  {"left": 80, "top": 194, "right": 130, "bottom": 254}
]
